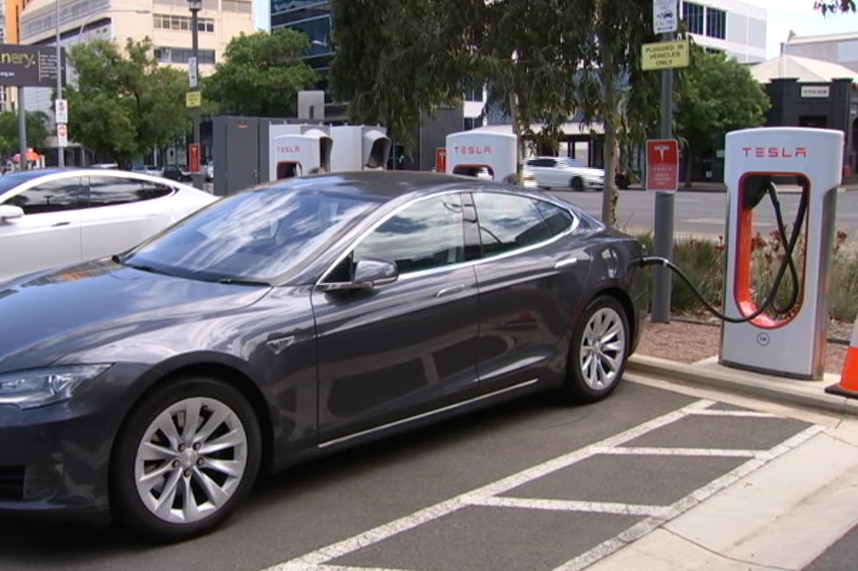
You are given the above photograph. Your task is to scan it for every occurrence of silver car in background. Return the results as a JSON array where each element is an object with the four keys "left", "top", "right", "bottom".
[{"left": 525, "top": 156, "right": 605, "bottom": 191}]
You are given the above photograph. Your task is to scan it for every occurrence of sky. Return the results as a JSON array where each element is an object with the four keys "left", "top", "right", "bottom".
[{"left": 252, "top": 1, "right": 858, "bottom": 60}]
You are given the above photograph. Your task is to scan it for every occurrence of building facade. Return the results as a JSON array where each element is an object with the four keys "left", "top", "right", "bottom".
[
  {"left": 783, "top": 31, "right": 858, "bottom": 75},
  {"left": 682, "top": 0, "right": 767, "bottom": 63}
]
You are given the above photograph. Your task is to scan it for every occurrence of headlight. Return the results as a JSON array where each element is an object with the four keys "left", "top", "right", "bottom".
[{"left": 0, "top": 365, "right": 112, "bottom": 409}]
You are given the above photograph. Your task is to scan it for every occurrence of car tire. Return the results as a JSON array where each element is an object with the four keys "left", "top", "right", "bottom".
[
  {"left": 570, "top": 177, "right": 585, "bottom": 192},
  {"left": 110, "top": 377, "right": 261, "bottom": 542},
  {"left": 563, "top": 296, "right": 630, "bottom": 404}
]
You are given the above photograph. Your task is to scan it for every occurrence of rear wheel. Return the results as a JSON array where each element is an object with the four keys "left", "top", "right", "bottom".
[
  {"left": 563, "top": 296, "right": 630, "bottom": 403},
  {"left": 110, "top": 377, "right": 261, "bottom": 542}
]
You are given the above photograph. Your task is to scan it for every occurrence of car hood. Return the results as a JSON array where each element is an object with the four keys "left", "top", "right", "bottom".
[{"left": 0, "top": 259, "right": 270, "bottom": 370}]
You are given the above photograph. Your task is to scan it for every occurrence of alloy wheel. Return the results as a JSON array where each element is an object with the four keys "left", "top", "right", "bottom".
[{"left": 579, "top": 306, "right": 627, "bottom": 390}]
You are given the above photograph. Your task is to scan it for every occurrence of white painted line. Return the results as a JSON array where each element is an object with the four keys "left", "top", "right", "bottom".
[
  {"left": 690, "top": 409, "right": 779, "bottom": 418},
  {"left": 550, "top": 424, "right": 826, "bottom": 571},
  {"left": 261, "top": 399, "right": 715, "bottom": 571},
  {"left": 472, "top": 496, "right": 670, "bottom": 517},
  {"left": 318, "top": 566, "right": 413, "bottom": 571},
  {"left": 599, "top": 446, "right": 757, "bottom": 457}
]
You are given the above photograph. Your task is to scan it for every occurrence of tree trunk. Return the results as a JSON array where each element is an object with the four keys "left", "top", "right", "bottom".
[
  {"left": 684, "top": 145, "right": 694, "bottom": 189},
  {"left": 599, "top": 32, "right": 618, "bottom": 228},
  {"left": 509, "top": 92, "right": 524, "bottom": 184}
]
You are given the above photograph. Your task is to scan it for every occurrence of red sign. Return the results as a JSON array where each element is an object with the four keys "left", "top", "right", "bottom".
[
  {"left": 435, "top": 147, "right": 446, "bottom": 172},
  {"left": 188, "top": 143, "right": 200, "bottom": 173},
  {"left": 646, "top": 139, "right": 679, "bottom": 192}
]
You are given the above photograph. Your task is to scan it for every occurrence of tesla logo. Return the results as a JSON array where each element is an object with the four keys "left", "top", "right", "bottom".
[
  {"left": 277, "top": 145, "right": 301, "bottom": 154},
  {"left": 454, "top": 145, "right": 492, "bottom": 155},
  {"left": 653, "top": 144, "right": 671, "bottom": 161},
  {"left": 741, "top": 147, "right": 808, "bottom": 158}
]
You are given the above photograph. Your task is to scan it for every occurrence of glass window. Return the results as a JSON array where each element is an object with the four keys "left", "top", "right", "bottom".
[
  {"left": 87, "top": 176, "right": 174, "bottom": 207},
  {"left": 705, "top": 7, "right": 726, "bottom": 39},
  {"left": 463, "top": 77, "right": 484, "bottom": 102},
  {"left": 682, "top": 1, "right": 704, "bottom": 35},
  {"left": 464, "top": 117, "right": 483, "bottom": 131},
  {"left": 473, "top": 193, "right": 552, "bottom": 257},
  {"left": 534, "top": 200, "right": 574, "bottom": 235},
  {"left": 123, "top": 186, "right": 380, "bottom": 283},
  {"left": 2, "top": 178, "right": 82, "bottom": 215},
  {"left": 354, "top": 194, "right": 464, "bottom": 274}
]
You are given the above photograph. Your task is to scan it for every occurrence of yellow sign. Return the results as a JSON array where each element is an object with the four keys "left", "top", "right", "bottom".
[
  {"left": 642, "top": 39, "right": 690, "bottom": 71},
  {"left": 186, "top": 91, "right": 202, "bottom": 108}
]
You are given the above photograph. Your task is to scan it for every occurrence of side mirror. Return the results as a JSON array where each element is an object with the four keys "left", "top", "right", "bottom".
[
  {"left": 0, "top": 204, "right": 23, "bottom": 222},
  {"left": 318, "top": 257, "right": 399, "bottom": 292}
]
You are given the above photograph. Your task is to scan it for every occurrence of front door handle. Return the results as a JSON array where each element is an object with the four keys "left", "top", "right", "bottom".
[
  {"left": 436, "top": 284, "right": 466, "bottom": 298},
  {"left": 52, "top": 221, "right": 71, "bottom": 227}
]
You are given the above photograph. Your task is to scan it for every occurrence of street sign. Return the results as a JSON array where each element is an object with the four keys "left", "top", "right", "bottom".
[
  {"left": 188, "top": 56, "right": 198, "bottom": 88},
  {"left": 186, "top": 91, "right": 202, "bottom": 108},
  {"left": 188, "top": 143, "right": 200, "bottom": 173},
  {"left": 56, "top": 123, "right": 68, "bottom": 148},
  {"left": 435, "top": 147, "right": 446, "bottom": 172},
  {"left": 0, "top": 44, "right": 66, "bottom": 88},
  {"left": 653, "top": 0, "right": 678, "bottom": 34},
  {"left": 646, "top": 139, "right": 679, "bottom": 192},
  {"left": 54, "top": 98, "right": 68, "bottom": 123},
  {"left": 642, "top": 39, "right": 690, "bottom": 70}
]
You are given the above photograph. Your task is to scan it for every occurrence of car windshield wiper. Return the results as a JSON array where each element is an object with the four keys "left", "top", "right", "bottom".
[
  {"left": 215, "top": 277, "right": 271, "bottom": 287},
  {"left": 113, "top": 256, "right": 175, "bottom": 277}
]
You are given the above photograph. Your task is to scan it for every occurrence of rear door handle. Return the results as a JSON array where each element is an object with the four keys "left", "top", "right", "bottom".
[
  {"left": 436, "top": 284, "right": 466, "bottom": 298},
  {"left": 52, "top": 221, "right": 71, "bottom": 227}
]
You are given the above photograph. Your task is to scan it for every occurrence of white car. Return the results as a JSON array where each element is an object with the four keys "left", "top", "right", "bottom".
[
  {"left": 0, "top": 168, "right": 218, "bottom": 282},
  {"left": 525, "top": 156, "right": 605, "bottom": 191}
]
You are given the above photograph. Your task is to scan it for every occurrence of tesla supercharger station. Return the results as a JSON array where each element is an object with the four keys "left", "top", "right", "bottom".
[
  {"left": 719, "top": 127, "right": 843, "bottom": 379},
  {"left": 330, "top": 126, "right": 392, "bottom": 171},
  {"left": 445, "top": 131, "right": 517, "bottom": 181},
  {"left": 269, "top": 127, "right": 332, "bottom": 181}
]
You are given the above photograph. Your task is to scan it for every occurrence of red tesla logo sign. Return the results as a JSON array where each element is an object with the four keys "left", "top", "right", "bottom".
[
  {"left": 741, "top": 147, "right": 808, "bottom": 158},
  {"left": 646, "top": 139, "right": 679, "bottom": 192},
  {"left": 188, "top": 143, "right": 200, "bottom": 173}
]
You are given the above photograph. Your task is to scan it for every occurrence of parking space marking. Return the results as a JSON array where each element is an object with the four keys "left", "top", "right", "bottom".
[
  {"left": 690, "top": 409, "right": 778, "bottom": 418},
  {"left": 262, "top": 400, "right": 823, "bottom": 571}
]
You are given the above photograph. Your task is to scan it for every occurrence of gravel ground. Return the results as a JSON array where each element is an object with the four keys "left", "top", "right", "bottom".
[{"left": 635, "top": 317, "right": 850, "bottom": 375}]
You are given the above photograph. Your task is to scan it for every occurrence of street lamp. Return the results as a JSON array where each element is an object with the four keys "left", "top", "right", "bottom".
[{"left": 188, "top": 0, "right": 203, "bottom": 190}]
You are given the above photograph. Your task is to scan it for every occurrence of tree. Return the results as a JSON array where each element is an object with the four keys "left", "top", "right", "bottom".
[
  {"left": 674, "top": 46, "right": 770, "bottom": 188},
  {"left": 0, "top": 111, "right": 50, "bottom": 156},
  {"left": 64, "top": 38, "right": 189, "bottom": 166},
  {"left": 815, "top": 1, "right": 856, "bottom": 13},
  {"left": 204, "top": 29, "right": 318, "bottom": 117}
]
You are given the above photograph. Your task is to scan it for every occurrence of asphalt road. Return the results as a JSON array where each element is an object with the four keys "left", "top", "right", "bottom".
[
  {"left": 551, "top": 188, "right": 858, "bottom": 240},
  {"left": 0, "top": 381, "right": 821, "bottom": 571}
]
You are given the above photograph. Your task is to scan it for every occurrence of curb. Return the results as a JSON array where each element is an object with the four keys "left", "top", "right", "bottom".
[{"left": 627, "top": 354, "right": 858, "bottom": 417}]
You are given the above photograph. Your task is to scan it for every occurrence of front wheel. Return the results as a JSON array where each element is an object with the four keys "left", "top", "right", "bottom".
[
  {"left": 563, "top": 296, "right": 630, "bottom": 403},
  {"left": 570, "top": 177, "right": 585, "bottom": 192},
  {"left": 110, "top": 378, "right": 261, "bottom": 542}
]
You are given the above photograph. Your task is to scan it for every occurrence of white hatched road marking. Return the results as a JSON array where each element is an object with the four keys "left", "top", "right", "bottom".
[
  {"left": 689, "top": 408, "right": 779, "bottom": 418},
  {"left": 260, "top": 399, "right": 823, "bottom": 571}
]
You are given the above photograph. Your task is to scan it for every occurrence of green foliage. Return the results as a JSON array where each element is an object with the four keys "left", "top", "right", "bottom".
[
  {"left": 0, "top": 111, "right": 50, "bottom": 156},
  {"left": 65, "top": 38, "right": 189, "bottom": 166},
  {"left": 204, "top": 29, "right": 319, "bottom": 117},
  {"left": 674, "top": 46, "right": 770, "bottom": 187}
]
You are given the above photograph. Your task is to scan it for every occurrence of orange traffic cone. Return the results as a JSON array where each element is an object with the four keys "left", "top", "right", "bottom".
[{"left": 826, "top": 317, "right": 858, "bottom": 399}]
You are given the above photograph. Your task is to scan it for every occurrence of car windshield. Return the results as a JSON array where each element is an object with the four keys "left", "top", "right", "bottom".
[{"left": 122, "top": 185, "right": 382, "bottom": 283}]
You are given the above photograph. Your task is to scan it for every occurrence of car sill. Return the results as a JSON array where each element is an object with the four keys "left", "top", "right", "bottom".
[{"left": 317, "top": 378, "right": 539, "bottom": 449}]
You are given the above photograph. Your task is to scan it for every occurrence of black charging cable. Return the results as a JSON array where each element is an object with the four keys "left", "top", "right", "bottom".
[{"left": 637, "top": 185, "right": 808, "bottom": 324}]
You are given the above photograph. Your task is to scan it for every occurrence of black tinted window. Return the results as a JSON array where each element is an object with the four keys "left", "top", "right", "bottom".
[
  {"left": 2, "top": 178, "right": 82, "bottom": 214},
  {"left": 473, "top": 193, "right": 552, "bottom": 256},
  {"left": 87, "top": 176, "right": 174, "bottom": 207},
  {"left": 354, "top": 194, "right": 464, "bottom": 274},
  {"left": 534, "top": 200, "right": 574, "bottom": 235}
]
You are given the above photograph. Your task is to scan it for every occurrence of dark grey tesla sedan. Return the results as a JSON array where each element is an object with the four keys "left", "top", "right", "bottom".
[{"left": 0, "top": 171, "right": 647, "bottom": 541}]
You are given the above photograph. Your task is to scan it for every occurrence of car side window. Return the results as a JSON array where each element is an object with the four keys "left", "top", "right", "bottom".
[
  {"left": 472, "top": 193, "right": 554, "bottom": 257},
  {"left": 534, "top": 200, "right": 574, "bottom": 235},
  {"left": 2, "top": 178, "right": 82, "bottom": 214},
  {"left": 353, "top": 194, "right": 465, "bottom": 274},
  {"left": 87, "top": 176, "right": 174, "bottom": 208}
]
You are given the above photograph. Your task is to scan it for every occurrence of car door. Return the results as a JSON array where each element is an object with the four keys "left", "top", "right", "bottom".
[
  {"left": 79, "top": 174, "right": 175, "bottom": 261},
  {"left": 0, "top": 177, "right": 83, "bottom": 281},
  {"left": 311, "top": 192, "right": 481, "bottom": 442},
  {"left": 469, "top": 190, "right": 592, "bottom": 390}
]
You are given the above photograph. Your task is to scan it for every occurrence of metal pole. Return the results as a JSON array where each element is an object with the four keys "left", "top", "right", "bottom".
[
  {"left": 651, "top": 27, "right": 675, "bottom": 323},
  {"left": 190, "top": 4, "right": 202, "bottom": 189},
  {"left": 55, "top": 0, "right": 64, "bottom": 168},
  {"left": 17, "top": 87, "right": 28, "bottom": 171}
]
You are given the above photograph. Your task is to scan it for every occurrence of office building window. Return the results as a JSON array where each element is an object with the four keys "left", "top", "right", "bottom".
[
  {"left": 705, "top": 47, "right": 723, "bottom": 55},
  {"left": 463, "top": 77, "right": 483, "bottom": 102},
  {"left": 154, "top": 47, "right": 216, "bottom": 64},
  {"left": 705, "top": 7, "right": 726, "bottom": 39},
  {"left": 464, "top": 117, "right": 482, "bottom": 131},
  {"left": 154, "top": 14, "right": 214, "bottom": 32},
  {"left": 682, "top": 2, "right": 704, "bottom": 35}
]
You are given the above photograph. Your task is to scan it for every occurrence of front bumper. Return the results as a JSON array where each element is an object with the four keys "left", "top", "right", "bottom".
[{"left": 0, "top": 363, "right": 148, "bottom": 520}]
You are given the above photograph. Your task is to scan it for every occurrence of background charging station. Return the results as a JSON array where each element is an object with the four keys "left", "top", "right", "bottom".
[
  {"left": 445, "top": 131, "right": 517, "bottom": 181},
  {"left": 720, "top": 127, "right": 844, "bottom": 379},
  {"left": 269, "top": 125, "right": 333, "bottom": 181}
]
